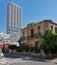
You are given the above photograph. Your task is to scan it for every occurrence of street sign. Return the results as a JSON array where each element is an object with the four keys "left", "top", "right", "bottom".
[{"left": 0, "top": 45, "right": 3, "bottom": 48}]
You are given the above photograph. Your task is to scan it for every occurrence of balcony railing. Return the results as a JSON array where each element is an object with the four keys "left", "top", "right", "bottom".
[
  {"left": 27, "top": 36, "right": 34, "bottom": 38},
  {"left": 21, "top": 33, "right": 42, "bottom": 41},
  {"left": 34, "top": 33, "right": 42, "bottom": 38}
]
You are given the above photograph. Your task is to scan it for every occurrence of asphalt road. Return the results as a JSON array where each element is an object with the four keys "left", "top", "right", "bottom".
[{"left": 0, "top": 53, "right": 57, "bottom": 65}]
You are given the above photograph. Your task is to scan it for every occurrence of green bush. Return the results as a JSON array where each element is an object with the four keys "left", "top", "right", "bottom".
[
  {"left": 24, "top": 45, "right": 30, "bottom": 52},
  {"left": 30, "top": 47, "right": 34, "bottom": 52},
  {"left": 16, "top": 46, "right": 23, "bottom": 52},
  {"left": 8, "top": 44, "right": 17, "bottom": 50},
  {"left": 34, "top": 46, "right": 40, "bottom": 53}
]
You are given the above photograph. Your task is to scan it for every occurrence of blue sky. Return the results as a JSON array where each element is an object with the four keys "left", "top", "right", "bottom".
[{"left": 0, "top": 0, "right": 57, "bottom": 33}]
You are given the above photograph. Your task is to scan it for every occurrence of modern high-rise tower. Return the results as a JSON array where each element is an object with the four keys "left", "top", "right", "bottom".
[{"left": 7, "top": 2, "right": 21, "bottom": 41}]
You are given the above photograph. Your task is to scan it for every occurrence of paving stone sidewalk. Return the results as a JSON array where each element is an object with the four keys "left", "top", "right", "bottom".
[{"left": 0, "top": 58, "right": 7, "bottom": 64}]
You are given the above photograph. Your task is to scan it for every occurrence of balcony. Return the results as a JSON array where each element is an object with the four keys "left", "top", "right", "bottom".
[
  {"left": 21, "top": 33, "right": 42, "bottom": 41},
  {"left": 34, "top": 33, "right": 42, "bottom": 38},
  {"left": 27, "top": 35, "right": 34, "bottom": 40}
]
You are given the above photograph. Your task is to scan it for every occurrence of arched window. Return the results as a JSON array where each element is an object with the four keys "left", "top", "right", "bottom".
[
  {"left": 31, "top": 29, "right": 34, "bottom": 38},
  {"left": 37, "top": 26, "right": 40, "bottom": 33},
  {"left": 23, "top": 31, "right": 25, "bottom": 38},
  {"left": 51, "top": 25, "right": 53, "bottom": 31},
  {"left": 55, "top": 27, "right": 57, "bottom": 33}
]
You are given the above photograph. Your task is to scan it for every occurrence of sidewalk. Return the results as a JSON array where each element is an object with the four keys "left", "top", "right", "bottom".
[
  {"left": 0, "top": 58, "right": 7, "bottom": 64},
  {"left": 52, "top": 58, "right": 57, "bottom": 63}
]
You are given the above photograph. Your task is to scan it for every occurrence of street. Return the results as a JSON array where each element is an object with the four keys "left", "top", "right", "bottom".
[{"left": 0, "top": 53, "right": 57, "bottom": 65}]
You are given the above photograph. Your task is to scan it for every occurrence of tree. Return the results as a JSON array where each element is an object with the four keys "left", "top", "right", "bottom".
[
  {"left": 40, "top": 29, "right": 57, "bottom": 54},
  {"left": 18, "top": 37, "right": 23, "bottom": 45},
  {"left": 16, "top": 46, "right": 23, "bottom": 52},
  {"left": 30, "top": 47, "right": 34, "bottom": 52},
  {"left": 8, "top": 44, "right": 17, "bottom": 53},
  {"left": 24, "top": 45, "right": 30, "bottom": 52},
  {"left": 8, "top": 44, "right": 17, "bottom": 50},
  {"left": 34, "top": 46, "right": 40, "bottom": 53},
  {"left": 27, "top": 22, "right": 35, "bottom": 27}
]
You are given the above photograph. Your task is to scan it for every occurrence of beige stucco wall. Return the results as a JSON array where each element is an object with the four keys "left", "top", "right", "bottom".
[{"left": 47, "top": 22, "right": 57, "bottom": 33}]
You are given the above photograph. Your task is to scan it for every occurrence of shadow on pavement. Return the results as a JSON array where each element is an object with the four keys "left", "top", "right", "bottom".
[
  {"left": 3, "top": 53, "right": 51, "bottom": 62},
  {"left": 22, "top": 57, "right": 51, "bottom": 62},
  {"left": 54, "top": 62, "right": 57, "bottom": 64},
  {"left": 3, "top": 53, "right": 26, "bottom": 58}
]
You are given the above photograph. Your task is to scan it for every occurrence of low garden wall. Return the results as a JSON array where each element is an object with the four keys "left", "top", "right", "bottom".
[{"left": 9, "top": 50, "right": 57, "bottom": 59}]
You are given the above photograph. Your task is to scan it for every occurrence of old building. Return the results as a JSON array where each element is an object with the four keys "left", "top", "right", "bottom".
[{"left": 21, "top": 20, "right": 57, "bottom": 47}]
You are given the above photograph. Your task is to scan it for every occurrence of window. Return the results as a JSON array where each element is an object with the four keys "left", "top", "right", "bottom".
[
  {"left": 31, "top": 29, "right": 34, "bottom": 38},
  {"left": 51, "top": 25, "right": 53, "bottom": 30},
  {"left": 55, "top": 27, "right": 57, "bottom": 33},
  {"left": 37, "top": 26, "right": 40, "bottom": 33},
  {"left": 23, "top": 31, "right": 25, "bottom": 38}
]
